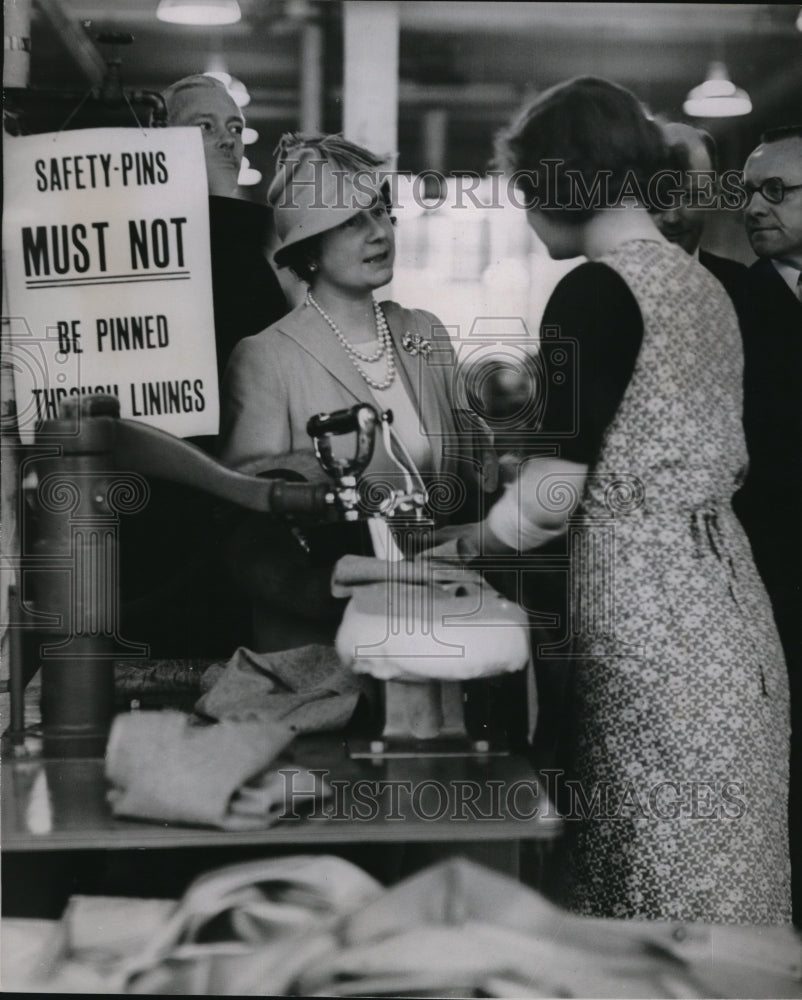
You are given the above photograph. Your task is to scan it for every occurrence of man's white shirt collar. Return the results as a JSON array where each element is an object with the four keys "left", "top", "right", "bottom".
[{"left": 771, "top": 259, "right": 802, "bottom": 297}]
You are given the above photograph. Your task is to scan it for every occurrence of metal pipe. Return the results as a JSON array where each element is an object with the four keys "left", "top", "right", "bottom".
[{"left": 7, "top": 587, "right": 26, "bottom": 745}]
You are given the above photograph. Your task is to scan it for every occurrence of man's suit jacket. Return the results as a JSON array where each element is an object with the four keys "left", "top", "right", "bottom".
[
  {"left": 732, "top": 258, "right": 801, "bottom": 668},
  {"left": 696, "top": 250, "right": 801, "bottom": 925},
  {"left": 208, "top": 196, "right": 289, "bottom": 381},
  {"left": 699, "top": 249, "right": 750, "bottom": 331},
  {"left": 738, "top": 256, "right": 802, "bottom": 927}
]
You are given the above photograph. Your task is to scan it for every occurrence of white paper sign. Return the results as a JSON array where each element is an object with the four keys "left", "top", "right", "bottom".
[{"left": 2, "top": 127, "right": 219, "bottom": 442}]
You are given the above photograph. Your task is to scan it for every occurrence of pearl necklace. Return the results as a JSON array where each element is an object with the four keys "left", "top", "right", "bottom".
[{"left": 307, "top": 291, "right": 396, "bottom": 391}]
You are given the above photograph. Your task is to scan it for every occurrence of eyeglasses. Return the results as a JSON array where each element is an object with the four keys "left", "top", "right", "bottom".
[{"left": 743, "top": 177, "right": 802, "bottom": 205}]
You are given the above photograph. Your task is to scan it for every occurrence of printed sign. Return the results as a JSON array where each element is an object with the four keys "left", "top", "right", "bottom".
[{"left": 2, "top": 127, "right": 218, "bottom": 442}]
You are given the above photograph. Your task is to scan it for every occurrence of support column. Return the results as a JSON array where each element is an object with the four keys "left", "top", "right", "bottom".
[
  {"left": 421, "top": 108, "right": 448, "bottom": 174},
  {"left": 342, "top": 0, "right": 399, "bottom": 162},
  {"left": 2, "top": 0, "right": 31, "bottom": 685},
  {"left": 3, "top": 0, "right": 31, "bottom": 87},
  {"left": 300, "top": 18, "right": 324, "bottom": 133}
]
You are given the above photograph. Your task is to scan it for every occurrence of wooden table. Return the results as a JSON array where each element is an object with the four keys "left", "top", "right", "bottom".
[{"left": 1, "top": 734, "right": 561, "bottom": 916}]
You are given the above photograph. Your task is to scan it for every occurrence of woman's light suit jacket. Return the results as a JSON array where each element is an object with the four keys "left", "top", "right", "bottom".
[{"left": 219, "top": 298, "right": 495, "bottom": 520}]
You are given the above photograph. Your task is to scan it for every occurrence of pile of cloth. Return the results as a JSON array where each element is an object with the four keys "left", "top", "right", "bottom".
[
  {"left": 105, "top": 645, "right": 362, "bottom": 829},
  {"left": 4, "top": 856, "right": 800, "bottom": 996}
]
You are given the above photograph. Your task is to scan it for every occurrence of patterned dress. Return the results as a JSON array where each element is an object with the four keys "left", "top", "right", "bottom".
[{"left": 558, "top": 239, "right": 791, "bottom": 922}]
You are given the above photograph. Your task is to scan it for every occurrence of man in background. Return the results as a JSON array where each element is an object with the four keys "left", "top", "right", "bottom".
[
  {"left": 657, "top": 119, "right": 802, "bottom": 925},
  {"left": 161, "top": 74, "right": 288, "bottom": 379},
  {"left": 653, "top": 121, "right": 749, "bottom": 324},
  {"left": 162, "top": 73, "right": 245, "bottom": 198},
  {"left": 120, "top": 76, "right": 289, "bottom": 659},
  {"left": 739, "top": 125, "right": 802, "bottom": 926}
]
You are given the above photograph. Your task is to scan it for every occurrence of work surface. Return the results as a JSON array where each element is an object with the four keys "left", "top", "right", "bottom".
[{"left": 2, "top": 733, "right": 561, "bottom": 852}]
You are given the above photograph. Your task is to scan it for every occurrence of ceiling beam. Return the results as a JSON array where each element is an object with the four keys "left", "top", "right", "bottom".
[{"left": 398, "top": 2, "right": 795, "bottom": 40}]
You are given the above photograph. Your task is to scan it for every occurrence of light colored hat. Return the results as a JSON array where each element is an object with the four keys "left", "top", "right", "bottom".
[{"left": 267, "top": 134, "right": 388, "bottom": 268}]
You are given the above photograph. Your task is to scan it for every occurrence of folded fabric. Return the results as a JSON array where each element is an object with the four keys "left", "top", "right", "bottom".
[
  {"left": 63, "top": 896, "right": 177, "bottom": 964},
  {"left": 128, "top": 934, "right": 337, "bottom": 997},
  {"left": 113, "top": 855, "right": 802, "bottom": 998},
  {"left": 105, "top": 710, "right": 317, "bottom": 829},
  {"left": 122, "top": 856, "right": 383, "bottom": 995},
  {"left": 419, "top": 534, "right": 475, "bottom": 563},
  {"left": 195, "top": 645, "right": 361, "bottom": 732},
  {"left": 132, "top": 856, "right": 382, "bottom": 952},
  {"left": 330, "top": 553, "right": 485, "bottom": 598},
  {"left": 0, "top": 918, "right": 68, "bottom": 993},
  {"left": 332, "top": 555, "right": 531, "bottom": 681},
  {"left": 299, "top": 921, "right": 686, "bottom": 998},
  {"left": 296, "top": 859, "right": 802, "bottom": 999},
  {"left": 340, "top": 856, "right": 660, "bottom": 954}
]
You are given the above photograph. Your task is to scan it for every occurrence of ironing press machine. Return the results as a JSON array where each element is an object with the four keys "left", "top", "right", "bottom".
[
  {"left": 14, "top": 395, "right": 529, "bottom": 760},
  {"left": 306, "top": 406, "right": 531, "bottom": 760}
]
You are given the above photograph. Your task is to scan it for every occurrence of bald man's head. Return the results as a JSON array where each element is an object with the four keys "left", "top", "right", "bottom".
[
  {"left": 162, "top": 75, "right": 245, "bottom": 198},
  {"left": 653, "top": 122, "right": 716, "bottom": 254}
]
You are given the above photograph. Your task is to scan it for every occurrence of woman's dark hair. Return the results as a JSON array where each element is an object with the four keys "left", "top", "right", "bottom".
[
  {"left": 760, "top": 124, "right": 802, "bottom": 144},
  {"left": 495, "top": 76, "right": 670, "bottom": 222},
  {"left": 280, "top": 181, "right": 396, "bottom": 284}
]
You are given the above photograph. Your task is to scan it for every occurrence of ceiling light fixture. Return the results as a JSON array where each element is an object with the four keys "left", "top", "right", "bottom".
[
  {"left": 156, "top": 0, "right": 242, "bottom": 26},
  {"left": 683, "top": 61, "right": 752, "bottom": 118},
  {"left": 227, "top": 77, "right": 250, "bottom": 108}
]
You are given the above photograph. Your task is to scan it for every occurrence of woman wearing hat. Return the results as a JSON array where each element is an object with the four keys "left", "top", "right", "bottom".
[{"left": 218, "top": 133, "right": 495, "bottom": 650}]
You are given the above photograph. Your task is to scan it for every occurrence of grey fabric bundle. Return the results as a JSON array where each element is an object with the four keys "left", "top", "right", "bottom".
[{"left": 196, "top": 644, "right": 362, "bottom": 733}]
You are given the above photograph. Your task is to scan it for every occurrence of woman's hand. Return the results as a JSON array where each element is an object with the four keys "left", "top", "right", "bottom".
[
  {"left": 426, "top": 522, "right": 482, "bottom": 562},
  {"left": 486, "top": 456, "right": 587, "bottom": 551},
  {"left": 423, "top": 520, "right": 512, "bottom": 561}
]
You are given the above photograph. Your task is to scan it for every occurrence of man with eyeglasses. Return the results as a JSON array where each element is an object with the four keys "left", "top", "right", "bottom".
[
  {"left": 737, "top": 124, "right": 802, "bottom": 927},
  {"left": 743, "top": 126, "right": 802, "bottom": 304}
]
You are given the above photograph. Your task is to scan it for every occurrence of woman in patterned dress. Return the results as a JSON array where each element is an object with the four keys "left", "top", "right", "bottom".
[{"left": 455, "top": 77, "right": 791, "bottom": 922}]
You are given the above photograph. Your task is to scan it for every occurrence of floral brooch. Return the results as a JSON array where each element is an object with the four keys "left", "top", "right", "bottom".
[{"left": 401, "top": 330, "right": 432, "bottom": 358}]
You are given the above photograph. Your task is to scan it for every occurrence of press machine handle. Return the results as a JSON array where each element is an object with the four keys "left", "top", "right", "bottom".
[
  {"left": 306, "top": 403, "right": 378, "bottom": 484},
  {"left": 307, "top": 403, "right": 379, "bottom": 521}
]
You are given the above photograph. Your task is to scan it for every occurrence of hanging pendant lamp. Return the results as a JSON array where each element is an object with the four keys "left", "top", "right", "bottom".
[
  {"left": 156, "top": 0, "right": 242, "bottom": 26},
  {"left": 683, "top": 61, "right": 752, "bottom": 118}
]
